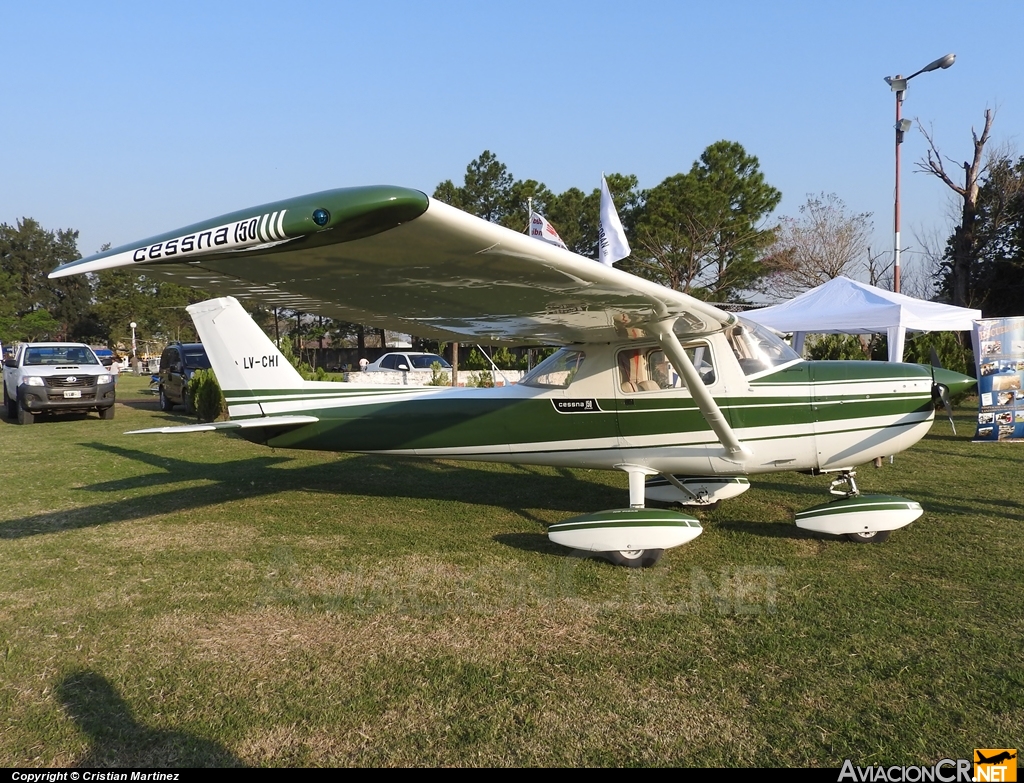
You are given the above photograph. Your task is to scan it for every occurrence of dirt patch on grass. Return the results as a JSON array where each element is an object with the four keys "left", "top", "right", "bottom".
[
  {"left": 789, "top": 538, "right": 828, "bottom": 557},
  {"left": 230, "top": 665, "right": 763, "bottom": 766},
  {"left": 163, "top": 601, "right": 600, "bottom": 672},
  {"left": 145, "top": 555, "right": 612, "bottom": 667},
  {"left": 145, "top": 554, "right": 768, "bottom": 765},
  {"left": 103, "top": 519, "right": 261, "bottom": 554}
]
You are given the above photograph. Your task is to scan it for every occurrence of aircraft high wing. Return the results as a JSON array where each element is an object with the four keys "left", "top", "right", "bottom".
[
  {"left": 50, "top": 186, "right": 734, "bottom": 345},
  {"left": 49, "top": 187, "right": 975, "bottom": 567}
]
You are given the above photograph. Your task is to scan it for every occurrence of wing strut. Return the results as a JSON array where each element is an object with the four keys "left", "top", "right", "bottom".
[{"left": 652, "top": 321, "right": 752, "bottom": 461}]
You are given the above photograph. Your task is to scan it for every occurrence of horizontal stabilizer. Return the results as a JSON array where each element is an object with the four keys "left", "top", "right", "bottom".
[{"left": 127, "top": 414, "right": 319, "bottom": 435}]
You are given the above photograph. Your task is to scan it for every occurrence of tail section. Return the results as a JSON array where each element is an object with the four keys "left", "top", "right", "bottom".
[{"left": 187, "top": 297, "right": 304, "bottom": 417}]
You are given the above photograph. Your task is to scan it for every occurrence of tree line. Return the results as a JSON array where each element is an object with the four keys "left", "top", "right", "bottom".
[
  {"left": 434, "top": 143, "right": 785, "bottom": 301},
  {"left": 0, "top": 219, "right": 211, "bottom": 348}
]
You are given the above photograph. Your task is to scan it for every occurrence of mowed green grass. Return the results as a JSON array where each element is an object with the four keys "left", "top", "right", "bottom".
[{"left": 1, "top": 375, "right": 1020, "bottom": 767}]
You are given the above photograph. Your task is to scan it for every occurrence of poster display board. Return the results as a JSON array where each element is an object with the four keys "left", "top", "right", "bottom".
[{"left": 971, "top": 317, "right": 1024, "bottom": 441}]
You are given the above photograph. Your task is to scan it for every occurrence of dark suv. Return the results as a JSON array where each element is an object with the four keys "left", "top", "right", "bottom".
[{"left": 158, "top": 342, "right": 211, "bottom": 413}]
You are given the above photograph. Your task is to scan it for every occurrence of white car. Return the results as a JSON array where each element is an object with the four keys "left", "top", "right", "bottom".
[
  {"left": 3, "top": 342, "right": 116, "bottom": 424},
  {"left": 364, "top": 352, "right": 451, "bottom": 372}
]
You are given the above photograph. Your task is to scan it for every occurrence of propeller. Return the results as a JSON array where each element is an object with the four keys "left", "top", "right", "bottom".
[{"left": 932, "top": 382, "right": 956, "bottom": 435}]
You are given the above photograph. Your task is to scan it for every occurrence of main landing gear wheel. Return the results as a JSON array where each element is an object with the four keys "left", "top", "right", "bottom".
[
  {"left": 845, "top": 530, "right": 891, "bottom": 544},
  {"left": 604, "top": 549, "right": 665, "bottom": 568}
]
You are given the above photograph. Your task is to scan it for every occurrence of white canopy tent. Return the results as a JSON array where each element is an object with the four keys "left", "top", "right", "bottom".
[{"left": 743, "top": 276, "right": 982, "bottom": 362}]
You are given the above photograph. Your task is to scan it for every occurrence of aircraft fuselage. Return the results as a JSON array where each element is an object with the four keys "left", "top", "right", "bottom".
[{"left": 234, "top": 334, "right": 939, "bottom": 477}]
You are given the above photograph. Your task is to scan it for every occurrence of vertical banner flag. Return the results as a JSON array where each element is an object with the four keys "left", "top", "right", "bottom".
[
  {"left": 599, "top": 175, "right": 631, "bottom": 266},
  {"left": 528, "top": 210, "right": 568, "bottom": 250},
  {"left": 972, "top": 316, "right": 1024, "bottom": 441}
]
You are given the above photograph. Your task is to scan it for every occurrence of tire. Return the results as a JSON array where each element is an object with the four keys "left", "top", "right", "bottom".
[
  {"left": 641, "top": 549, "right": 665, "bottom": 567},
  {"left": 99, "top": 405, "right": 115, "bottom": 420},
  {"left": 159, "top": 386, "right": 174, "bottom": 412},
  {"left": 845, "top": 530, "right": 891, "bottom": 544},
  {"left": 604, "top": 548, "right": 665, "bottom": 568},
  {"left": 182, "top": 388, "right": 194, "bottom": 415},
  {"left": 17, "top": 403, "right": 34, "bottom": 425},
  {"left": 3, "top": 385, "right": 15, "bottom": 420}
]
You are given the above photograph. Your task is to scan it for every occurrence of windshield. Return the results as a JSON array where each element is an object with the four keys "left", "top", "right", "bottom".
[
  {"left": 409, "top": 354, "right": 450, "bottom": 369},
  {"left": 520, "top": 348, "right": 585, "bottom": 388},
  {"left": 727, "top": 318, "right": 801, "bottom": 376},
  {"left": 23, "top": 346, "right": 100, "bottom": 366}
]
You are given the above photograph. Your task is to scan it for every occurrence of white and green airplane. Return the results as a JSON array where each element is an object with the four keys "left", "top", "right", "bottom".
[{"left": 50, "top": 186, "right": 974, "bottom": 566}]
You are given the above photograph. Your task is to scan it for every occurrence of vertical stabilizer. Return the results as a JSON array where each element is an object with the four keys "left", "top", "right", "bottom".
[{"left": 187, "top": 297, "right": 304, "bottom": 417}]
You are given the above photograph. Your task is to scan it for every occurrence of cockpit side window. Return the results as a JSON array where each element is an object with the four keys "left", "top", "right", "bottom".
[
  {"left": 727, "top": 318, "right": 801, "bottom": 376},
  {"left": 520, "top": 349, "right": 585, "bottom": 389}
]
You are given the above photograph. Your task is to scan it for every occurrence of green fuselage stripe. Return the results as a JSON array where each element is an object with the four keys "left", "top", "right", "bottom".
[{"left": 256, "top": 388, "right": 931, "bottom": 453}]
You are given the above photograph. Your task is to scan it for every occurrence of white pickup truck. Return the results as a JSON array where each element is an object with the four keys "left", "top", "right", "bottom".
[{"left": 2, "top": 343, "right": 116, "bottom": 424}]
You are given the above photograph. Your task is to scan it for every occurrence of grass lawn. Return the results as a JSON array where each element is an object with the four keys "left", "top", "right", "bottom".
[{"left": 1, "top": 374, "right": 1021, "bottom": 767}]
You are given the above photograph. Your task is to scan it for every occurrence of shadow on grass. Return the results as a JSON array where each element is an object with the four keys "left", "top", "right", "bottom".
[
  {"left": 711, "top": 518, "right": 828, "bottom": 541},
  {"left": 0, "top": 443, "right": 624, "bottom": 539},
  {"left": 748, "top": 479, "right": 823, "bottom": 500},
  {"left": 907, "top": 492, "right": 1024, "bottom": 522},
  {"left": 58, "top": 670, "right": 244, "bottom": 767},
  {"left": 0, "top": 410, "right": 106, "bottom": 425},
  {"left": 119, "top": 397, "right": 163, "bottom": 411},
  {"left": 493, "top": 531, "right": 564, "bottom": 556}
]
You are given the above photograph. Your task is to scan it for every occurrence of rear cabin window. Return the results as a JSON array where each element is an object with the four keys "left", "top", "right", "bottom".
[
  {"left": 409, "top": 354, "right": 448, "bottom": 369},
  {"left": 183, "top": 349, "right": 211, "bottom": 369},
  {"left": 520, "top": 349, "right": 585, "bottom": 389},
  {"left": 617, "top": 344, "right": 715, "bottom": 393}
]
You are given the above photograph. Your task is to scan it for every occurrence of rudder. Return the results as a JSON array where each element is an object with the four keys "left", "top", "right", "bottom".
[{"left": 187, "top": 297, "right": 304, "bottom": 417}]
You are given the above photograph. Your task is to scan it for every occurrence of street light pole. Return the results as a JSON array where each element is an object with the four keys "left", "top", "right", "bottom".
[
  {"left": 130, "top": 321, "right": 137, "bottom": 373},
  {"left": 884, "top": 53, "right": 955, "bottom": 294}
]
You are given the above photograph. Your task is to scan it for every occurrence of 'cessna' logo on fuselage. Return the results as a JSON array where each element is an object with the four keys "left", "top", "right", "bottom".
[
  {"left": 131, "top": 210, "right": 288, "bottom": 263},
  {"left": 552, "top": 399, "right": 602, "bottom": 414}
]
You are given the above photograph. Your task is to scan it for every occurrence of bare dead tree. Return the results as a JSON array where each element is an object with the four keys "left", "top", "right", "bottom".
[
  {"left": 866, "top": 246, "right": 893, "bottom": 290},
  {"left": 758, "top": 193, "right": 872, "bottom": 300},
  {"left": 915, "top": 108, "right": 994, "bottom": 307}
]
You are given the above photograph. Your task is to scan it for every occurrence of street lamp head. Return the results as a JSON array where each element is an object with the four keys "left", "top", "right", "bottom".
[
  {"left": 130, "top": 322, "right": 137, "bottom": 329},
  {"left": 907, "top": 53, "right": 956, "bottom": 81},
  {"left": 924, "top": 53, "right": 956, "bottom": 72}
]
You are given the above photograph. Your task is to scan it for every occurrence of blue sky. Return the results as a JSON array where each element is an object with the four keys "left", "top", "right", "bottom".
[{"left": 3, "top": 1, "right": 1022, "bottom": 291}]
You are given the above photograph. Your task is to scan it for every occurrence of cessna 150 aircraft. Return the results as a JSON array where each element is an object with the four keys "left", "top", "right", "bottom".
[{"left": 50, "top": 186, "right": 974, "bottom": 566}]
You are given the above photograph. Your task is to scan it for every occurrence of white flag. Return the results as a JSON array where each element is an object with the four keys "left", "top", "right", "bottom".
[
  {"left": 528, "top": 210, "right": 568, "bottom": 250},
  {"left": 599, "top": 175, "right": 631, "bottom": 266}
]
